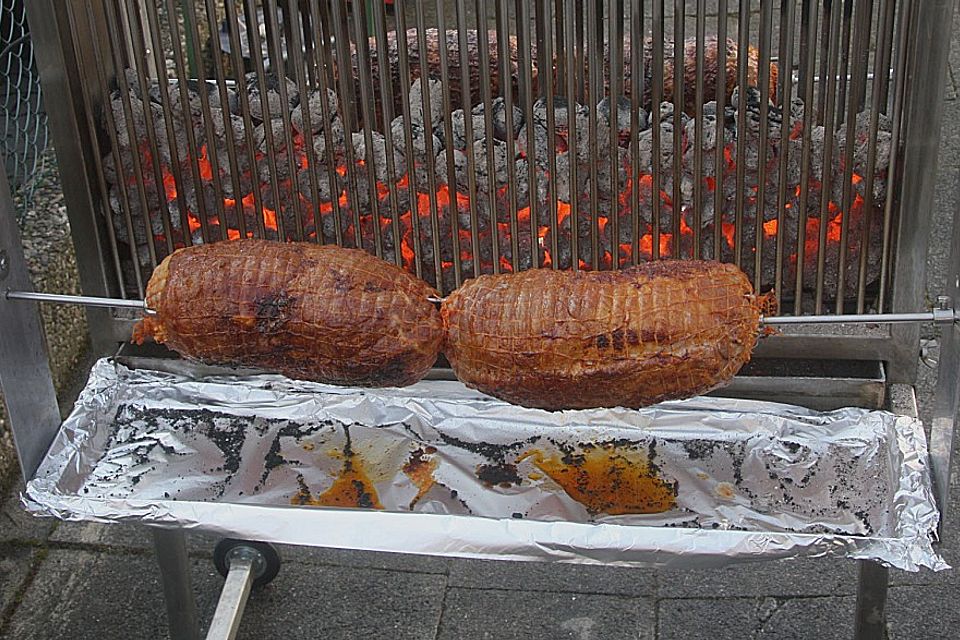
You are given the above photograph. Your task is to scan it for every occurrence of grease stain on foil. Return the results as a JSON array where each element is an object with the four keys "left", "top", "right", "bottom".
[
  {"left": 520, "top": 445, "right": 678, "bottom": 515},
  {"left": 403, "top": 446, "right": 439, "bottom": 509},
  {"left": 292, "top": 430, "right": 383, "bottom": 509}
]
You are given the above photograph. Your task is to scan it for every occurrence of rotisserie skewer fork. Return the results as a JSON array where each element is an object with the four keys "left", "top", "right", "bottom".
[{"left": 3, "top": 289, "right": 957, "bottom": 326}]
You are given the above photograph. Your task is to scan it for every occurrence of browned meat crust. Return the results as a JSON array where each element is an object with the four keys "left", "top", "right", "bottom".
[
  {"left": 440, "top": 261, "right": 764, "bottom": 410},
  {"left": 133, "top": 239, "right": 444, "bottom": 387}
]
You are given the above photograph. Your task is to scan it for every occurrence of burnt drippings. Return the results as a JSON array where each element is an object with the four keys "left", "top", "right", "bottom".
[
  {"left": 476, "top": 463, "right": 521, "bottom": 488},
  {"left": 291, "top": 425, "right": 383, "bottom": 510},
  {"left": 253, "top": 290, "right": 295, "bottom": 332},
  {"left": 402, "top": 446, "right": 440, "bottom": 509},
  {"left": 257, "top": 419, "right": 331, "bottom": 491},
  {"left": 438, "top": 432, "right": 540, "bottom": 463},
  {"left": 522, "top": 442, "right": 678, "bottom": 515}
]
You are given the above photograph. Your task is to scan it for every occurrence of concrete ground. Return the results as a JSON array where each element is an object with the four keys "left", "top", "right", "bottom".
[{"left": 3, "top": 3, "right": 960, "bottom": 639}]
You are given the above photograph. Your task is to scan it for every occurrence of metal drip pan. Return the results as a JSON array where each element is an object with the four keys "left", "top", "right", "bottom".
[{"left": 23, "top": 358, "right": 945, "bottom": 571}]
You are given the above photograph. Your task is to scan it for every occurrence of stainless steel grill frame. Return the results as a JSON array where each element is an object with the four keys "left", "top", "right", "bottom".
[
  {"left": 21, "top": 0, "right": 954, "bottom": 383},
  {"left": 2, "top": 2, "right": 958, "bottom": 637}
]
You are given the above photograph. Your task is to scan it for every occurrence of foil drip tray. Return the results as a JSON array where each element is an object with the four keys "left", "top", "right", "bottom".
[{"left": 23, "top": 358, "right": 944, "bottom": 571}]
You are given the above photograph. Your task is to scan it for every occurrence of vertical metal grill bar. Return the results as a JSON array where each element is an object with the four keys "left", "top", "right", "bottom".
[
  {"left": 586, "top": 0, "right": 601, "bottom": 268},
  {"left": 309, "top": 0, "right": 346, "bottom": 245},
  {"left": 542, "top": 0, "right": 560, "bottom": 270},
  {"left": 330, "top": 0, "right": 367, "bottom": 250},
  {"left": 608, "top": 0, "right": 623, "bottom": 266},
  {"left": 201, "top": 0, "right": 247, "bottom": 240},
  {"left": 475, "top": 0, "right": 502, "bottom": 274},
  {"left": 535, "top": 0, "right": 548, "bottom": 77},
  {"left": 876, "top": 0, "right": 897, "bottom": 111},
  {"left": 878, "top": 0, "right": 911, "bottom": 311},
  {"left": 794, "top": 0, "right": 820, "bottom": 313},
  {"left": 178, "top": 0, "right": 227, "bottom": 240},
  {"left": 814, "top": 0, "right": 843, "bottom": 314},
  {"left": 856, "top": 0, "right": 893, "bottom": 311},
  {"left": 264, "top": 0, "right": 305, "bottom": 240},
  {"left": 156, "top": 0, "right": 215, "bottom": 244},
  {"left": 349, "top": 0, "right": 384, "bottom": 258},
  {"left": 127, "top": 3, "right": 181, "bottom": 252},
  {"left": 629, "top": 0, "right": 643, "bottom": 266},
  {"left": 553, "top": 0, "right": 565, "bottom": 93},
  {"left": 816, "top": 0, "right": 832, "bottom": 121},
  {"left": 835, "top": 0, "right": 872, "bottom": 311},
  {"left": 393, "top": 1, "right": 425, "bottom": 279},
  {"left": 518, "top": 0, "right": 540, "bottom": 270},
  {"left": 436, "top": 0, "right": 464, "bottom": 284},
  {"left": 774, "top": 0, "right": 797, "bottom": 311},
  {"left": 574, "top": 1, "right": 585, "bottom": 101},
  {"left": 692, "top": 0, "right": 706, "bottom": 261},
  {"left": 74, "top": 3, "right": 134, "bottom": 295},
  {"left": 733, "top": 0, "right": 749, "bottom": 268},
  {"left": 284, "top": 0, "right": 322, "bottom": 244},
  {"left": 836, "top": 0, "right": 855, "bottom": 115},
  {"left": 495, "top": 0, "right": 520, "bottom": 273},
  {"left": 242, "top": 0, "right": 287, "bottom": 241},
  {"left": 156, "top": 1, "right": 223, "bottom": 242},
  {"left": 102, "top": 2, "right": 160, "bottom": 273},
  {"left": 127, "top": 1, "right": 180, "bottom": 253},
  {"left": 455, "top": 0, "right": 481, "bottom": 279},
  {"left": 564, "top": 0, "right": 580, "bottom": 270},
  {"left": 222, "top": 0, "right": 267, "bottom": 239},
  {"left": 754, "top": 0, "right": 774, "bottom": 293},
  {"left": 413, "top": 1, "right": 444, "bottom": 286},
  {"left": 671, "top": 0, "right": 684, "bottom": 257},
  {"left": 713, "top": 0, "right": 728, "bottom": 265},
  {"left": 651, "top": 0, "right": 664, "bottom": 261}
]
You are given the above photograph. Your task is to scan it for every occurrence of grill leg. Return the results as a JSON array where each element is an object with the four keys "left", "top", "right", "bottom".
[
  {"left": 153, "top": 528, "right": 201, "bottom": 640},
  {"left": 854, "top": 560, "right": 889, "bottom": 640}
]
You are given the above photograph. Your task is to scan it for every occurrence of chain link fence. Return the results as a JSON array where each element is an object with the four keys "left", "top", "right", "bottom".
[{"left": 2, "top": 0, "right": 48, "bottom": 222}]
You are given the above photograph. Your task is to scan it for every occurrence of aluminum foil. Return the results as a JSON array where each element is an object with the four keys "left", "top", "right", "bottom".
[{"left": 24, "top": 358, "right": 946, "bottom": 571}]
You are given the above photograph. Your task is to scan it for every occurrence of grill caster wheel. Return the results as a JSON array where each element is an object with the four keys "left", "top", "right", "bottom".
[{"left": 213, "top": 538, "right": 281, "bottom": 588}]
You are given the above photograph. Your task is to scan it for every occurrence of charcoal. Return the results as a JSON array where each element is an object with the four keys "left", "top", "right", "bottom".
[
  {"left": 408, "top": 77, "right": 444, "bottom": 125},
  {"left": 593, "top": 148, "right": 630, "bottom": 202},
  {"left": 471, "top": 97, "right": 524, "bottom": 141},
  {"left": 434, "top": 148, "right": 470, "bottom": 192},
  {"left": 391, "top": 116, "right": 443, "bottom": 160},
  {"left": 109, "top": 184, "right": 168, "bottom": 241},
  {"left": 243, "top": 71, "right": 300, "bottom": 121},
  {"left": 518, "top": 96, "right": 591, "bottom": 165},
  {"left": 296, "top": 163, "right": 344, "bottom": 204},
  {"left": 291, "top": 88, "right": 340, "bottom": 134},
  {"left": 471, "top": 138, "right": 516, "bottom": 198},
  {"left": 351, "top": 131, "right": 406, "bottom": 182},
  {"left": 254, "top": 119, "right": 300, "bottom": 182},
  {"left": 444, "top": 108, "right": 488, "bottom": 149},
  {"left": 597, "top": 95, "right": 647, "bottom": 147}
]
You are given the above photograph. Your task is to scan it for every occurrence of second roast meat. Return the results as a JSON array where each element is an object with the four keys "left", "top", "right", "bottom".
[
  {"left": 132, "top": 239, "right": 444, "bottom": 387},
  {"left": 441, "top": 260, "right": 766, "bottom": 410}
]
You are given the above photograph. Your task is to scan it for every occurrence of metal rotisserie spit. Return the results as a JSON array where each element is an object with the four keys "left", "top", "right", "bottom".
[{"left": 1, "top": 1, "right": 958, "bottom": 638}]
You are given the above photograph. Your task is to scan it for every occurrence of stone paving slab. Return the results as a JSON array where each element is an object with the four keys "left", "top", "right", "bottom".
[
  {"left": 657, "top": 595, "right": 856, "bottom": 640},
  {"left": 886, "top": 584, "right": 960, "bottom": 640},
  {"left": 437, "top": 587, "right": 655, "bottom": 640},
  {"left": 657, "top": 557, "right": 860, "bottom": 598},
  {"left": 448, "top": 557, "right": 657, "bottom": 597},
  {"left": 1, "top": 549, "right": 221, "bottom": 640},
  {"left": 0, "top": 488, "right": 54, "bottom": 545},
  {"left": 0, "top": 546, "right": 36, "bottom": 617},
  {"left": 233, "top": 562, "right": 447, "bottom": 640}
]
